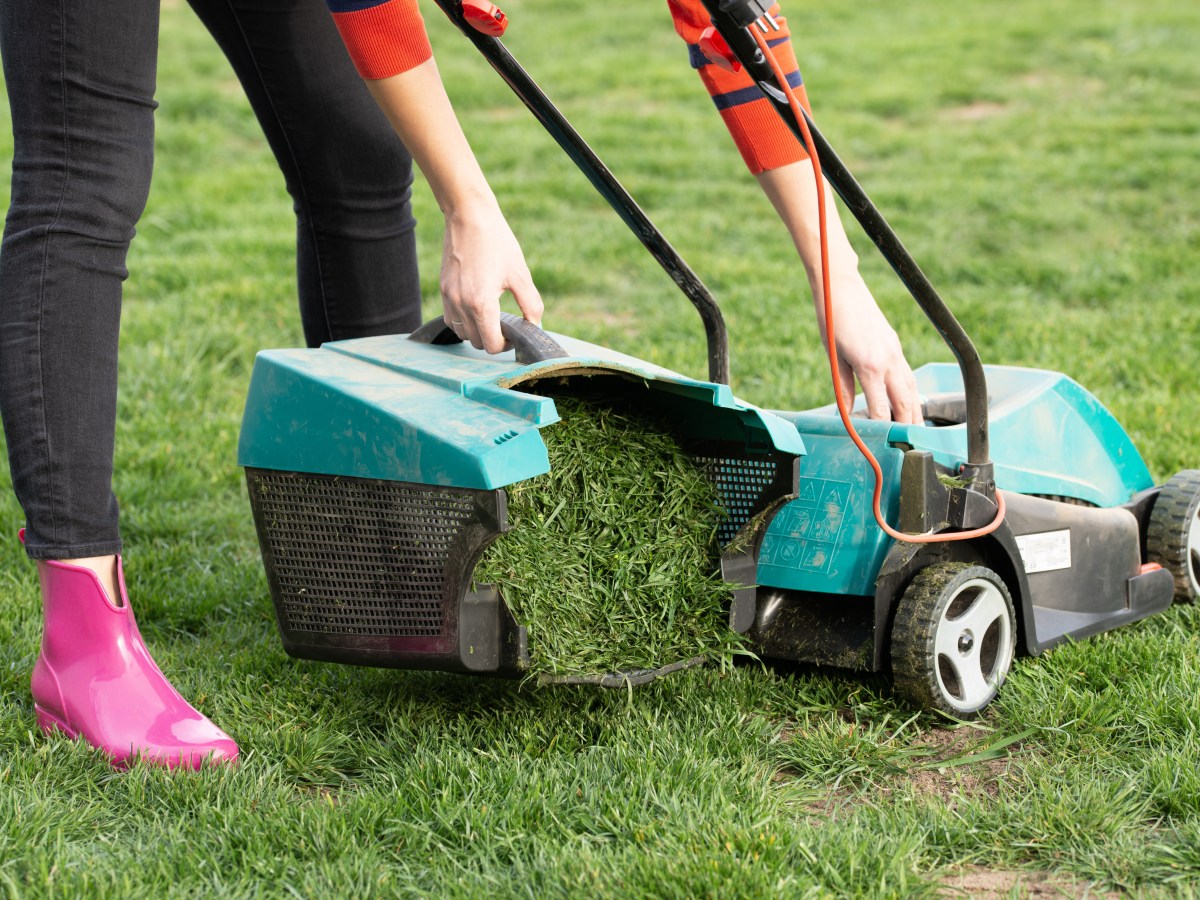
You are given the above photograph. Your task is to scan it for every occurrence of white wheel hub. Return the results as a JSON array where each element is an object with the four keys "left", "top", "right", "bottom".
[{"left": 934, "top": 577, "right": 1014, "bottom": 713}]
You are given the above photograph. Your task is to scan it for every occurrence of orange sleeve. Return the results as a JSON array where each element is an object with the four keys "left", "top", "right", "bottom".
[
  {"left": 328, "top": 0, "right": 434, "bottom": 80},
  {"left": 667, "top": 0, "right": 809, "bottom": 173}
]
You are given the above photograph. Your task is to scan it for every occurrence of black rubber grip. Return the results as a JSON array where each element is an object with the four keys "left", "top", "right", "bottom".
[{"left": 408, "top": 313, "right": 568, "bottom": 365}]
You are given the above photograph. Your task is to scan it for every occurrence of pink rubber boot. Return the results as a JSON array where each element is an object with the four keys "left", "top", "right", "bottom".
[{"left": 28, "top": 540, "right": 239, "bottom": 770}]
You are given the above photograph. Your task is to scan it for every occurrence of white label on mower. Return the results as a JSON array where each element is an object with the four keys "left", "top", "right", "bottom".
[{"left": 1014, "top": 529, "right": 1072, "bottom": 574}]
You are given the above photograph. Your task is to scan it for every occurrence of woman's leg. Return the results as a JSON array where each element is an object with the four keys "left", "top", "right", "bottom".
[
  {"left": 0, "top": 0, "right": 238, "bottom": 768},
  {"left": 0, "top": 0, "right": 159, "bottom": 561},
  {"left": 186, "top": 0, "right": 424, "bottom": 347}
]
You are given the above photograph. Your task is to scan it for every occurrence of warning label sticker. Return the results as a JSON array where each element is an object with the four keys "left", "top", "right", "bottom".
[
  {"left": 761, "top": 477, "right": 852, "bottom": 575},
  {"left": 1014, "top": 529, "right": 1073, "bottom": 574}
]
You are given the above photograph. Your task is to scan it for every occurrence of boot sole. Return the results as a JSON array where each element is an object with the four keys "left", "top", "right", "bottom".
[
  {"left": 35, "top": 704, "right": 135, "bottom": 769},
  {"left": 34, "top": 703, "right": 235, "bottom": 770}
]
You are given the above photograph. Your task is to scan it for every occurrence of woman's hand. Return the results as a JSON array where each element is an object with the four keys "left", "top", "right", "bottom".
[
  {"left": 814, "top": 267, "right": 922, "bottom": 424},
  {"left": 440, "top": 201, "right": 542, "bottom": 354},
  {"left": 757, "top": 162, "right": 923, "bottom": 424}
]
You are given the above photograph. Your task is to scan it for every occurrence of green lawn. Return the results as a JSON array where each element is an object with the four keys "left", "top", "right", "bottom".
[{"left": 2, "top": 0, "right": 1199, "bottom": 895}]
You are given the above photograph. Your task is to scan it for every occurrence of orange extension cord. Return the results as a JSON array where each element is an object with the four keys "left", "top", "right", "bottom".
[{"left": 749, "top": 23, "right": 1005, "bottom": 543}]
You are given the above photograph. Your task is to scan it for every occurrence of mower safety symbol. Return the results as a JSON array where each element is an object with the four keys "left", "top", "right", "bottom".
[{"left": 762, "top": 477, "right": 852, "bottom": 574}]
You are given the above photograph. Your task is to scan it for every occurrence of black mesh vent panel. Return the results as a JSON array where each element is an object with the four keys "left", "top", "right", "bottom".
[
  {"left": 698, "top": 456, "right": 782, "bottom": 546},
  {"left": 248, "top": 471, "right": 480, "bottom": 638}
]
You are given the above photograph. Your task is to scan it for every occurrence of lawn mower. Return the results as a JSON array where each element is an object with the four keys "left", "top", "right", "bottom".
[{"left": 237, "top": 0, "right": 1199, "bottom": 715}]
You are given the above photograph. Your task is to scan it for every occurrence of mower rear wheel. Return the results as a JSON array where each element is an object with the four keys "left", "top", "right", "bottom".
[
  {"left": 891, "top": 563, "right": 1016, "bottom": 717},
  {"left": 1147, "top": 469, "right": 1200, "bottom": 603}
]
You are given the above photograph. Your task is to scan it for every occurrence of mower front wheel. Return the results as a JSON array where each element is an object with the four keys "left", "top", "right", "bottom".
[
  {"left": 1147, "top": 469, "right": 1200, "bottom": 603},
  {"left": 891, "top": 563, "right": 1016, "bottom": 717}
]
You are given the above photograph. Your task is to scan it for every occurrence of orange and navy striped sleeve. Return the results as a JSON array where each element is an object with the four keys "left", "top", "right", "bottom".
[
  {"left": 667, "top": 0, "right": 808, "bottom": 174},
  {"left": 326, "top": 0, "right": 433, "bottom": 80},
  {"left": 326, "top": 0, "right": 805, "bottom": 172}
]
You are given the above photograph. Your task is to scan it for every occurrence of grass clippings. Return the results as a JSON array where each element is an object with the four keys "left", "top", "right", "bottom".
[{"left": 474, "top": 396, "right": 744, "bottom": 680}]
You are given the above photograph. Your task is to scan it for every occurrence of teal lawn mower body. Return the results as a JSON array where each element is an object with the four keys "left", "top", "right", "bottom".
[
  {"left": 238, "top": 0, "right": 1198, "bottom": 714},
  {"left": 239, "top": 327, "right": 1188, "bottom": 713}
]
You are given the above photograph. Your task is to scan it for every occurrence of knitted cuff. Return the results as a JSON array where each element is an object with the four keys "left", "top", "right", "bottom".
[{"left": 329, "top": 0, "right": 434, "bottom": 80}]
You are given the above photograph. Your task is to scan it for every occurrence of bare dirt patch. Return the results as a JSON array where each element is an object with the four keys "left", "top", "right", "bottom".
[
  {"left": 940, "top": 101, "right": 1009, "bottom": 123},
  {"left": 1017, "top": 71, "right": 1105, "bottom": 98},
  {"left": 785, "top": 722, "right": 1025, "bottom": 818},
  {"left": 905, "top": 726, "right": 1012, "bottom": 804},
  {"left": 941, "top": 866, "right": 1121, "bottom": 899}
]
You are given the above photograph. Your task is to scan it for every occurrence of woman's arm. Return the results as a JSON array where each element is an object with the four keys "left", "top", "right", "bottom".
[
  {"left": 328, "top": 0, "right": 541, "bottom": 353},
  {"left": 668, "top": 0, "right": 921, "bottom": 423},
  {"left": 757, "top": 164, "right": 920, "bottom": 423},
  {"left": 364, "top": 60, "right": 542, "bottom": 354}
]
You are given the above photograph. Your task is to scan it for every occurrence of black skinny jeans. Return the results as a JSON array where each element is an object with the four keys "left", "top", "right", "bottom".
[{"left": 0, "top": 0, "right": 423, "bottom": 560}]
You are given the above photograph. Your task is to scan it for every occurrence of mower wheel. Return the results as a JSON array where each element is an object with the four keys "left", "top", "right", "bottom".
[
  {"left": 891, "top": 563, "right": 1016, "bottom": 717},
  {"left": 1147, "top": 469, "right": 1200, "bottom": 603}
]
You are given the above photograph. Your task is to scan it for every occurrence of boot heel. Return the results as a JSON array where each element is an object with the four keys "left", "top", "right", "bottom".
[{"left": 34, "top": 704, "right": 77, "bottom": 739}]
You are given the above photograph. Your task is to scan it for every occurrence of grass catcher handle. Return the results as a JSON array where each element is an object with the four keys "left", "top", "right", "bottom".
[{"left": 409, "top": 313, "right": 570, "bottom": 365}]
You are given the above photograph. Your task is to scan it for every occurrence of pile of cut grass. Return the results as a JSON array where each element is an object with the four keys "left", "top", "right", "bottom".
[{"left": 475, "top": 396, "right": 744, "bottom": 680}]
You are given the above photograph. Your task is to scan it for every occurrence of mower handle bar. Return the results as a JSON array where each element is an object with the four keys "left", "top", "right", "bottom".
[
  {"left": 699, "top": 0, "right": 991, "bottom": 469},
  {"left": 431, "top": 0, "right": 989, "bottom": 472},
  {"left": 428, "top": 0, "right": 731, "bottom": 386}
]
